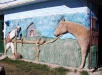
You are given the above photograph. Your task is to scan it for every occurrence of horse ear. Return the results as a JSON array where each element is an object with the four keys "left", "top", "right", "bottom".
[{"left": 61, "top": 18, "right": 65, "bottom": 22}]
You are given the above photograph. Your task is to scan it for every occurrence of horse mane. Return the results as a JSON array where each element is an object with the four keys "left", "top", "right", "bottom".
[{"left": 57, "top": 16, "right": 65, "bottom": 24}]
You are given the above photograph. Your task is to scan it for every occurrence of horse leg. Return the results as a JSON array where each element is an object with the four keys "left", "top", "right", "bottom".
[
  {"left": 79, "top": 46, "right": 87, "bottom": 69},
  {"left": 77, "top": 37, "right": 89, "bottom": 69}
]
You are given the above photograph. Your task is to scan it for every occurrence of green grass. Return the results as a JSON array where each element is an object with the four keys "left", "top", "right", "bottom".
[
  {"left": 54, "top": 67, "right": 70, "bottom": 75},
  {"left": 1, "top": 57, "right": 69, "bottom": 75},
  {"left": 80, "top": 71, "right": 89, "bottom": 75}
]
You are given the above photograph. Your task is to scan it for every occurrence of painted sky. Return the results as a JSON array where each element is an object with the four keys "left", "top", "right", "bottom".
[{"left": 5, "top": 5, "right": 90, "bottom": 39}]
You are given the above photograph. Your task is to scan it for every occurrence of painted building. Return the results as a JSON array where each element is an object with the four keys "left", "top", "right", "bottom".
[{"left": 0, "top": 0, "right": 102, "bottom": 69}]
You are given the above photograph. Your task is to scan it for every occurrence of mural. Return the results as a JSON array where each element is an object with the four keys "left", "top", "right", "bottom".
[{"left": 4, "top": 1, "right": 91, "bottom": 69}]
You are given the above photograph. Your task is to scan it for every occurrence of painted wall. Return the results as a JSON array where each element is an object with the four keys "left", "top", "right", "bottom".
[{"left": 4, "top": 0, "right": 91, "bottom": 68}]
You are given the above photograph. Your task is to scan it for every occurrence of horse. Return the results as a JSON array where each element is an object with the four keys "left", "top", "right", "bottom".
[{"left": 54, "top": 18, "right": 90, "bottom": 69}]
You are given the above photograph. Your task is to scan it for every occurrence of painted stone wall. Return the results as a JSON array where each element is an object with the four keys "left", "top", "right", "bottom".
[{"left": 4, "top": 0, "right": 91, "bottom": 68}]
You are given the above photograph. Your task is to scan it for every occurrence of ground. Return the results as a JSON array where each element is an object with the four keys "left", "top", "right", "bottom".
[{"left": 0, "top": 55, "right": 102, "bottom": 75}]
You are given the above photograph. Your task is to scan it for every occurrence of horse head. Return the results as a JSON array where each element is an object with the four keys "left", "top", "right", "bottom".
[{"left": 54, "top": 18, "right": 68, "bottom": 37}]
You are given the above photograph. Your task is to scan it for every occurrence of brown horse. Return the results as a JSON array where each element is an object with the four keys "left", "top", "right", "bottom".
[{"left": 54, "top": 18, "right": 90, "bottom": 69}]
